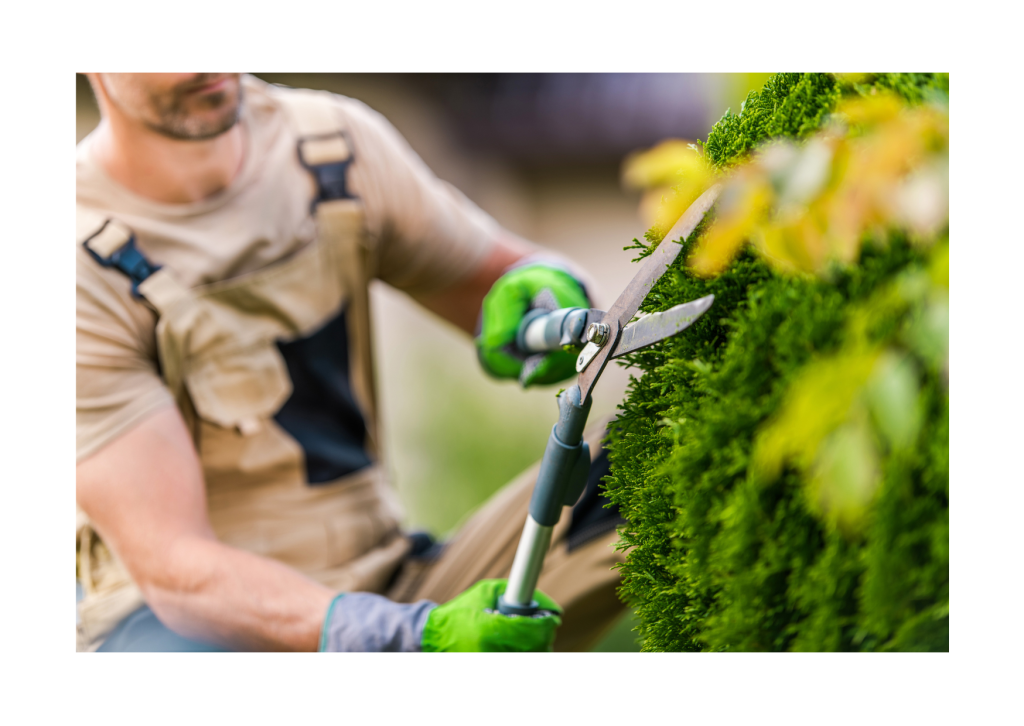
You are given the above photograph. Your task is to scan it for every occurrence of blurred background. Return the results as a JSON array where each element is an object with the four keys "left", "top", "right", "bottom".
[{"left": 77, "top": 73, "right": 768, "bottom": 649}]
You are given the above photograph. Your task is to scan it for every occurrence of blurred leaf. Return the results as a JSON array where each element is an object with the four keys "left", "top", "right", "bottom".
[
  {"left": 689, "top": 176, "right": 772, "bottom": 276},
  {"left": 756, "top": 212, "right": 824, "bottom": 274},
  {"left": 807, "top": 416, "right": 880, "bottom": 531},
  {"left": 904, "top": 293, "right": 949, "bottom": 372},
  {"left": 624, "top": 140, "right": 717, "bottom": 237},
  {"left": 776, "top": 137, "right": 835, "bottom": 208},
  {"left": 650, "top": 180, "right": 716, "bottom": 241},
  {"left": 834, "top": 72, "right": 871, "bottom": 85},
  {"left": 622, "top": 139, "right": 706, "bottom": 190},
  {"left": 890, "top": 157, "right": 949, "bottom": 237},
  {"left": 753, "top": 348, "right": 880, "bottom": 482},
  {"left": 928, "top": 240, "right": 949, "bottom": 289},
  {"left": 864, "top": 351, "right": 922, "bottom": 451},
  {"left": 834, "top": 93, "right": 904, "bottom": 128}
]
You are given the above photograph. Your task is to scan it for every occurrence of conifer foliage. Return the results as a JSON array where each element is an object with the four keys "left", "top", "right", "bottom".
[{"left": 605, "top": 73, "right": 949, "bottom": 651}]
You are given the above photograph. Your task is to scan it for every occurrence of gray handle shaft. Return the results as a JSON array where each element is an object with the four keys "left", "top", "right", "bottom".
[{"left": 498, "top": 385, "right": 592, "bottom": 616}]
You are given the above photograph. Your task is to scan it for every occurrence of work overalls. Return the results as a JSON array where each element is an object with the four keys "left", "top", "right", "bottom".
[{"left": 76, "top": 89, "right": 410, "bottom": 651}]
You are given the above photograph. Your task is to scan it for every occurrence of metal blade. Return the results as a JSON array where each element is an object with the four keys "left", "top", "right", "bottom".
[
  {"left": 610, "top": 295, "right": 714, "bottom": 359},
  {"left": 603, "top": 184, "right": 721, "bottom": 330},
  {"left": 577, "top": 184, "right": 721, "bottom": 402}
]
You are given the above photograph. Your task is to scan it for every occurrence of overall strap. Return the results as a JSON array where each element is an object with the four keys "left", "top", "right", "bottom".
[
  {"left": 80, "top": 217, "right": 160, "bottom": 298},
  {"left": 289, "top": 100, "right": 356, "bottom": 206},
  {"left": 276, "top": 89, "right": 371, "bottom": 212},
  {"left": 77, "top": 207, "right": 191, "bottom": 314},
  {"left": 78, "top": 205, "right": 195, "bottom": 416},
  {"left": 277, "top": 89, "right": 381, "bottom": 457}
]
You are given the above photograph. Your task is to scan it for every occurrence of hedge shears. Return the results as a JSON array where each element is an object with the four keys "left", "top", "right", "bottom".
[{"left": 498, "top": 185, "right": 722, "bottom": 616}]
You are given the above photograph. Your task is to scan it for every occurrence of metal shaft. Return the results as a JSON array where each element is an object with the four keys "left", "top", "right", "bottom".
[{"left": 503, "top": 515, "right": 553, "bottom": 608}]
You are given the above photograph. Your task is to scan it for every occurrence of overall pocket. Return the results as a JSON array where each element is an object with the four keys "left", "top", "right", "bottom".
[
  {"left": 185, "top": 342, "right": 292, "bottom": 430},
  {"left": 185, "top": 341, "right": 304, "bottom": 492}
]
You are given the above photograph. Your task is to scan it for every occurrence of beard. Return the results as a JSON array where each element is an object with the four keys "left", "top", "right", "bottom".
[{"left": 143, "top": 74, "right": 243, "bottom": 141}]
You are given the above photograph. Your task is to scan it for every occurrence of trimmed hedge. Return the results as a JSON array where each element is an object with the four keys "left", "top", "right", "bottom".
[{"left": 605, "top": 73, "right": 949, "bottom": 651}]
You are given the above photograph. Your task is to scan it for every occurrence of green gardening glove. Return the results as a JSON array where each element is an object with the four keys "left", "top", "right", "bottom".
[
  {"left": 421, "top": 579, "right": 562, "bottom": 652},
  {"left": 477, "top": 263, "right": 590, "bottom": 387}
]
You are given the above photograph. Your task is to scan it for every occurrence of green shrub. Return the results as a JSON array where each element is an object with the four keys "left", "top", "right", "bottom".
[{"left": 604, "top": 73, "right": 949, "bottom": 651}]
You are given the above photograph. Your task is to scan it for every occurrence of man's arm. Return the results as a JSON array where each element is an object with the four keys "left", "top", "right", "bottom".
[
  {"left": 336, "top": 96, "right": 593, "bottom": 339},
  {"left": 76, "top": 404, "right": 334, "bottom": 651},
  {"left": 415, "top": 231, "right": 532, "bottom": 334},
  {"left": 416, "top": 229, "right": 593, "bottom": 388}
]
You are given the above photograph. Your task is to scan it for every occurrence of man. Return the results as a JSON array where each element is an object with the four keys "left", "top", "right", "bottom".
[{"left": 76, "top": 73, "right": 625, "bottom": 652}]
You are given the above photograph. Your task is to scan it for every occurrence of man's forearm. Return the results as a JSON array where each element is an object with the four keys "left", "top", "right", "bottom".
[
  {"left": 77, "top": 406, "right": 336, "bottom": 652},
  {"left": 417, "top": 231, "right": 532, "bottom": 334},
  {"left": 418, "top": 231, "right": 596, "bottom": 335},
  {"left": 141, "top": 533, "right": 334, "bottom": 651}
]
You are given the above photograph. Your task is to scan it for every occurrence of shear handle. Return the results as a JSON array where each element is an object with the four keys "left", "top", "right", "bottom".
[{"left": 516, "top": 307, "right": 600, "bottom": 354}]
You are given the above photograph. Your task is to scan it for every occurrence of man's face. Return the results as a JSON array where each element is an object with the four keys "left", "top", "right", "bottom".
[{"left": 99, "top": 73, "right": 243, "bottom": 141}]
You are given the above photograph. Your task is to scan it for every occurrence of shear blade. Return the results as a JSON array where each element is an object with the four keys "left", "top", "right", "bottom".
[
  {"left": 611, "top": 295, "right": 715, "bottom": 359},
  {"left": 576, "top": 184, "right": 721, "bottom": 401}
]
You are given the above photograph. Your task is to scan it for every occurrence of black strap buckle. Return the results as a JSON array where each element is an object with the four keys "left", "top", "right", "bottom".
[
  {"left": 297, "top": 132, "right": 357, "bottom": 209},
  {"left": 82, "top": 222, "right": 162, "bottom": 299}
]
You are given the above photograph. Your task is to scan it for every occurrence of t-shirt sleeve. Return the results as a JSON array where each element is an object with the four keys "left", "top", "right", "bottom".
[
  {"left": 335, "top": 97, "right": 500, "bottom": 298},
  {"left": 76, "top": 247, "right": 174, "bottom": 462}
]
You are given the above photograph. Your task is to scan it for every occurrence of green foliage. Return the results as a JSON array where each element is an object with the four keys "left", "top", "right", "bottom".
[
  {"left": 604, "top": 73, "right": 949, "bottom": 651},
  {"left": 704, "top": 73, "right": 841, "bottom": 170},
  {"left": 840, "top": 72, "right": 950, "bottom": 106},
  {"left": 702, "top": 72, "right": 949, "bottom": 171}
]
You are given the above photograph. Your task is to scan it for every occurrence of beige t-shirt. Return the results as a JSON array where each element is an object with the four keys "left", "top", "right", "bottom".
[{"left": 77, "top": 75, "right": 498, "bottom": 462}]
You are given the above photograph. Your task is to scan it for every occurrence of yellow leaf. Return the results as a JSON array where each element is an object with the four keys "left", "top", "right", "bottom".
[
  {"left": 835, "top": 93, "right": 904, "bottom": 127},
  {"left": 621, "top": 139, "right": 708, "bottom": 190},
  {"left": 834, "top": 72, "right": 872, "bottom": 85},
  {"left": 752, "top": 348, "right": 880, "bottom": 482},
  {"left": 928, "top": 240, "right": 949, "bottom": 289},
  {"left": 650, "top": 180, "right": 714, "bottom": 239},
  {"left": 689, "top": 178, "right": 771, "bottom": 276},
  {"left": 756, "top": 216, "right": 822, "bottom": 274}
]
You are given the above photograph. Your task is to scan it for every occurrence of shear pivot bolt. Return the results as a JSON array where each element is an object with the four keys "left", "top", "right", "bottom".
[{"left": 586, "top": 322, "right": 610, "bottom": 347}]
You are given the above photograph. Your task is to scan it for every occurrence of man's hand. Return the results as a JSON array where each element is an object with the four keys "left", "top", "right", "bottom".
[
  {"left": 319, "top": 579, "right": 561, "bottom": 652},
  {"left": 421, "top": 579, "right": 561, "bottom": 652},
  {"left": 477, "top": 263, "right": 590, "bottom": 387}
]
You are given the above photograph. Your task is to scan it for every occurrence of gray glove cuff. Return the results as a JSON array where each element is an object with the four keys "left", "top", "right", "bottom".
[{"left": 319, "top": 592, "right": 437, "bottom": 652}]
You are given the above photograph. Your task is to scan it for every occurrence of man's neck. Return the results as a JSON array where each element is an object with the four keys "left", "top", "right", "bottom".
[{"left": 90, "top": 115, "right": 245, "bottom": 205}]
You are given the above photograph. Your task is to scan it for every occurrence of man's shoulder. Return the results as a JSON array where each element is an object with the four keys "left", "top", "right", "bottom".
[
  {"left": 253, "top": 76, "right": 391, "bottom": 141},
  {"left": 75, "top": 203, "right": 107, "bottom": 246},
  {"left": 74, "top": 202, "right": 126, "bottom": 280},
  {"left": 252, "top": 75, "right": 362, "bottom": 111},
  {"left": 75, "top": 135, "right": 115, "bottom": 248},
  {"left": 74, "top": 203, "right": 113, "bottom": 286}
]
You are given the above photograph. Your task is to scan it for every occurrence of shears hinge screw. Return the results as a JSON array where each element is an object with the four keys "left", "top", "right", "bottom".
[{"left": 585, "top": 322, "right": 610, "bottom": 347}]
